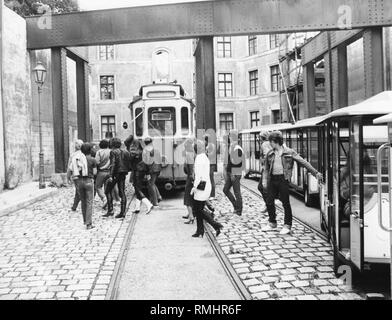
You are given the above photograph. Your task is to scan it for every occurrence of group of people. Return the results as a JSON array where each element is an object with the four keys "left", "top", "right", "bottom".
[
  {"left": 210, "top": 129, "right": 323, "bottom": 235},
  {"left": 67, "top": 135, "right": 162, "bottom": 230},
  {"left": 66, "top": 129, "right": 323, "bottom": 236}
]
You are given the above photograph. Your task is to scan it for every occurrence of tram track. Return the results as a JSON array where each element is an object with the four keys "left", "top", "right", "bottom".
[
  {"left": 241, "top": 183, "right": 329, "bottom": 242},
  {"left": 104, "top": 183, "right": 327, "bottom": 300},
  {"left": 204, "top": 224, "right": 252, "bottom": 300},
  {"left": 105, "top": 194, "right": 138, "bottom": 300}
]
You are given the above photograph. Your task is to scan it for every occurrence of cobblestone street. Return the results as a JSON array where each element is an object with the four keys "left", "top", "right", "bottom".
[
  {"left": 0, "top": 182, "right": 374, "bottom": 300},
  {"left": 209, "top": 182, "right": 363, "bottom": 300},
  {"left": 0, "top": 186, "right": 131, "bottom": 300}
]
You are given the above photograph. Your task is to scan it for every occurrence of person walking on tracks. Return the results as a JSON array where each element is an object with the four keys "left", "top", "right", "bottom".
[
  {"left": 95, "top": 139, "right": 111, "bottom": 208},
  {"left": 131, "top": 140, "right": 154, "bottom": 215},
  {"left": 190, "top": 140, "right": 223, "bottom": 238},
  {"left": 142, "top": 137, "right": 162, "bottom": 208},
  {"left": 262, "top": 131, "right": 323, "bottom": 235},
  {"left": 257, "top": 130, "right": 272, "bottom": 213},
  {"left": 103, "top": 138, "right": 131, "bottom": 219},
  {"left": 67, "top": 139, "right": 84, "bottom": 212},
  {"left": 124, "top": 134, "right": 154, "bottom": 213},
  {"left": 223, "top": 130, "right": 244, "bottom": 216},
  {"left": 77, "top": 143, "right": 97, "bottom": 230}
]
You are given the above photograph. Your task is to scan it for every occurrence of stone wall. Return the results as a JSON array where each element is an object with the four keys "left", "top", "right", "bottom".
[{"left": 2, "top": 7, "right": 32, "bottom": 189}]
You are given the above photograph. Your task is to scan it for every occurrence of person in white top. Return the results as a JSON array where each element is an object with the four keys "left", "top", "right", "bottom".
[{"left": 190, "top": 140, "right": 223, "bottom": 238}]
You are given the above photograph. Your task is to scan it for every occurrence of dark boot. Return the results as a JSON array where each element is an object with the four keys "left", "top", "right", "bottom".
[
  {"left": 103, "top": 198, "right": 114, "bottom": 217},
  {"left": 116, "top": 200, "right": 127, "bottom": 219}
]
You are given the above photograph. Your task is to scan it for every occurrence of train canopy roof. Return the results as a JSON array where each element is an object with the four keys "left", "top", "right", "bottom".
[
  {"left": 288, "top": 115, "right": 328, "bottom": 130},
  {"left": 374, "top": 113, "right": 392, "bottom": 124},
  {"left": 318, "top": 91, "right": 392, "bottom": 123}
]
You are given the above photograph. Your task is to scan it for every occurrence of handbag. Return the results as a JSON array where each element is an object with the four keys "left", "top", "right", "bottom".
[{"left": 197, "top": 180, "right": 206, "bottom": 191}]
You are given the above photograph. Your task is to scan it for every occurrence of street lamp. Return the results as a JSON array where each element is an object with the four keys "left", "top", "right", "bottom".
[{"left": 33, "top": 61, "right": 47, "bottom": 189}]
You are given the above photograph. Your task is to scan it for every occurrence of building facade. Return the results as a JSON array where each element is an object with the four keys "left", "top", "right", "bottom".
[
  {"left": 88, "top": 40, "right": 195, "bottom": 143},
  {"left": 214, "top": 35, "right": 282, "bottom": 136}
]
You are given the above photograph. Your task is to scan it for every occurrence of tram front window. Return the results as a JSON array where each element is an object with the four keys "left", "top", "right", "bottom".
[{"left": 148, "top": 107, "right": 176, "bottom": 137}]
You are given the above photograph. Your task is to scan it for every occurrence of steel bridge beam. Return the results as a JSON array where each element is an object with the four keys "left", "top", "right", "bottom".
[
  {"left": 26, "top": 0, "right": 392, "bottom": 49},
  {"left": 194, "top": 37, "right": 216, "bottom": 132}
]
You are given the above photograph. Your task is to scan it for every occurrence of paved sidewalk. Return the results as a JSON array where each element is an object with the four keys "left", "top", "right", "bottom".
[
  {"left": 0, "top": 182, "right": 58, "bottom": 217},
  {"left": 115, "top": 193, "right": 241, "bottom": 300},
  {"left": 208, "top": 183, "right": 362, "bottom": 300},
  {"left": 0, "top": 186, "right": 131, "bottom": 300}
]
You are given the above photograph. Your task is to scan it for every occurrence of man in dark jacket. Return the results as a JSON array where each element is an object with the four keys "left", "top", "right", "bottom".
[
  {"left": 103, "top": 137, "right": 131, "bottom": 219},
  {"left": 262, "top": 131, "right": 323, "bottom": 235}
]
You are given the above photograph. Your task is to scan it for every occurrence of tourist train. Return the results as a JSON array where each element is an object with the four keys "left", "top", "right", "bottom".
[{"left": 240, "top": 91, "right": 392, "bottom": 278}]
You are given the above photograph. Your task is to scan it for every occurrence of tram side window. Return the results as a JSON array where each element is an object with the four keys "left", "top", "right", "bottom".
[
  {"left": 300, "top": 130, "right": 307, "bottom": 159},
  {"left": 148, "top": 107, "right": 176, "bottom": 137},
  {"left": 309, "top": 129, "right": 319, "bottom": 169},
  {"left": 349, "top": 123, "right": 360, "bottom": 216},
  {"left": 135, "top": 108, "right": 143, "bottom": 137},
  {"left": 362, "top": 125, "right": 389, "bottom": 207},
  {"left": 181, "top": 107, "right": 189, "bottom": 135}
]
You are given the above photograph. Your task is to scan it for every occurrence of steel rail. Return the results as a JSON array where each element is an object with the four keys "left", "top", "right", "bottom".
[
  {"left": 204, "top": 223, "right": 252, "bottom": 300},
  {"left": 105, "top": 194, "right": 138, "bottom": 300}
]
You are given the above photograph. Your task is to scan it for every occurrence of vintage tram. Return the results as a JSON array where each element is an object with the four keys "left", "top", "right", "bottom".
[{"left": 129, "top": 83, "right": 196, "bottom": 191}]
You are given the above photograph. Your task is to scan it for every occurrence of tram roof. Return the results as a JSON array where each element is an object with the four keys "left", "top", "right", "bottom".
[
  {"left": 240, "top": 123, "right": 293, "bottom": 134},
  {"left": 318, "top": 91, "right": 392, "bottom": 123},
  {"left": 288, "top": 115, "right": 328, "bottom": 129},
  {"left": 374, "top": 113, "right": 392, "bottom": 124}
]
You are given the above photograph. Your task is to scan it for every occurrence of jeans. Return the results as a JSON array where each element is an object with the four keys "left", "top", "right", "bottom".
[
  {"left": 147, "top": 172, "right": 159, "bottom": 206},
  {"left": 72, "top": 180, "right": 80, "bottom": 210},
  {"left": 96, "top": 170, "right": 109, "bottom": 201},
  {"left": 210, "top": 164, "right": 216, "bottom": 198},
  {"left": 223, "top": 173, "right": 243, "bottom": 213},
  {"left": 134, "top": 171, "right": 147, "bottom": 200},
  {"left": 266, "top": 175, "right": 292, "bottom": 226},
  {"left": 257, "top": 172, "right": 268, "bottom": 204},
  {"left": 105, "top": 173, "right": 127, "bottom": 214},
  {"left": 76, "top": 177, "right": 94, "bottom": 226}
]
